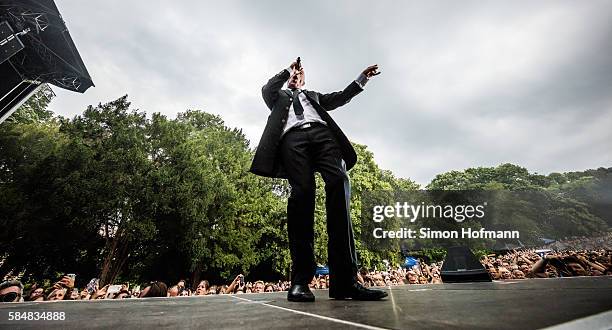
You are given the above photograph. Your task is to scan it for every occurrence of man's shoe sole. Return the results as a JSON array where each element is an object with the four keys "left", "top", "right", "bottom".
[{"left": 287, "top": 295, "right": 315, "bottom": 302}]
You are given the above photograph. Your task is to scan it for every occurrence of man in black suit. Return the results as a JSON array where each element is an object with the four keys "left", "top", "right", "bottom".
[{"left": 250, "top": 59, "right": 387, "bottom": 302}]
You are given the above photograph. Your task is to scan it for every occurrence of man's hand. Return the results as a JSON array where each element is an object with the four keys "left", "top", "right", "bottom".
[
  {"left": 289, "top": 61, "right": 304, "bottom": 77},
  {"left": 289, "top": 60, "right": 299, "bottom": 73},
  {"left": 53, "top": 275, "right": 75, "bottom": 290},
  {"left": 362, "top": 64, "right": 381, "bottom": 78},
  {"left": 232, "top": 274, "right": 243, "bottom": 286}
]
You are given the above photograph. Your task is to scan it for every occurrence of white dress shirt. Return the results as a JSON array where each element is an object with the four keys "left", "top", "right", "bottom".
[{"left": 281, "top": 69, "right": 369, "bottom": 136}]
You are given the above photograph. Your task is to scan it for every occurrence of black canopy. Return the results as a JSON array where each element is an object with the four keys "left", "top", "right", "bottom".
[{"left": 0, "top": 0, "right": 94, "bottom": 92}]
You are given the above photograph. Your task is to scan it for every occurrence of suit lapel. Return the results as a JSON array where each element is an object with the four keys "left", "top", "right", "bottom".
[{"left": 303, "top": 90, "right": 320, "bottom": 107}]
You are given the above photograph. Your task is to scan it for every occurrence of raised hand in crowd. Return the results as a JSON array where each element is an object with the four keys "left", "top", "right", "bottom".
[
  {"left": 225, "top": 274, "right": 244, "bottom": 294},
  {"left": 91, "top": 284, "right": 110, "bottom": 300}
]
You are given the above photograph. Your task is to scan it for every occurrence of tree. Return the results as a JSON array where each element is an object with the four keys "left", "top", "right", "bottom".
[
  {"left": 56, "top": 96, "right": 154, "bottom": 286},
  {"left": 425, "top": 164, "right": 609, "bottom": 244},
  {"left": 130, "top": 110, "right": 290, "bottom": 285}
]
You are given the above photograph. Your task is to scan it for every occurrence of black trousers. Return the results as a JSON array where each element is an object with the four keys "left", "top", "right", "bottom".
[{"left": 279, "top": 123, "right": 358, "bottom": 288}]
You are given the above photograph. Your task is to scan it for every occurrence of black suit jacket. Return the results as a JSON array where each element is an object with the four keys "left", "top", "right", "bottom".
[{"left": 250, "top": 69, "right": 363, "bottom": 178}]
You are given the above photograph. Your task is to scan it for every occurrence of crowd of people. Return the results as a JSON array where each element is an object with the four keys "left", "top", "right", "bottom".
[
  {"left": 483, "top": 248, "right": 611, "bottom": 280},
  {"left": 2, "top": 234, "right": 611, "bottom": 303},
  {"left": 484, "top": 234, "right": 612, "bottom": 280}
]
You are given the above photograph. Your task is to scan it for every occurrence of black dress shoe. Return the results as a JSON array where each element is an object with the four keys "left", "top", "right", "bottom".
[
  {"left": 287, "top": 284, "right": 315, "bottom": 302},
  {"left": 329, "top": 282, "right": 388, "bottom": 301}
]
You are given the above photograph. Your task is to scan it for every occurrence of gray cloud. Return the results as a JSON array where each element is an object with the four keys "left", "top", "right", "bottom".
[{"left": 49, "top": 0, "right": 612, "bottom": 184}]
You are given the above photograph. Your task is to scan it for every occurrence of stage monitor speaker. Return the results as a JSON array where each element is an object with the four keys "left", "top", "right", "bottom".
[
  {"left": 0, "top": 21, "right": 25, "bottom": 65},
  {"left": 441, "top": 246, "right": 491, "bottom": 283}
]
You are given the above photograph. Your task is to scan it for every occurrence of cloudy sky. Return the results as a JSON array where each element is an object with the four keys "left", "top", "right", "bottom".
[{"left": 49, "top": 0, "right": 612, "bottom": 184}]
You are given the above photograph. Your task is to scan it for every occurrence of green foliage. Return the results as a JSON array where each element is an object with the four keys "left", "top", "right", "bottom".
[
  {"left": 0, "top": 95, "right": 290, "bottom": 285},
  {"left": 426, "top": 164, "right": 610, "bottom": 242},
  {"left": 142, "top": 110, "right": 289, "bottom": 282},
  {"left": 420, "top": 248, "right": 448, "bottom": 263},
  {"left": 427, "top": 163, "right": 545, "bottom": 190},
  {"left": 0, "top": 107, "right": 101, "bottom": 281}
]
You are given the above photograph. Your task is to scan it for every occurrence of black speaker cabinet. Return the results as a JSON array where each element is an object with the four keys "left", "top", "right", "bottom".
[{"left": 441, "top": 246, "right": 492, "bottom": 283}]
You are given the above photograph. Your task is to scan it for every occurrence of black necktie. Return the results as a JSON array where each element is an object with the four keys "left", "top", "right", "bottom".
[{"left": 292, "top": 90, "right": 304, "bottom": 116}]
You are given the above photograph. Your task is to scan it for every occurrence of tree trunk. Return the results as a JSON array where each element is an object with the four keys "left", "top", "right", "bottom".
[
  {"left": 190, "top": 264, "right": 202, "bottom": 290},
  {"left": 99, "top": 228, "right": 130, "bottom": 286}
]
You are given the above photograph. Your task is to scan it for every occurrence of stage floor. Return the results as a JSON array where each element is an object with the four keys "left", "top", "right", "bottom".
[{"left": 1, "top": 277, "right": 611, "bottom": 329}]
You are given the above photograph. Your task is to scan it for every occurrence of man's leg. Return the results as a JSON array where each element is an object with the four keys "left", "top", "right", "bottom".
[
  {"left": 310, "top": 126, "right": 358, "bottom": 288},
  {"left": 280, "top": 130, "right": 317, "bottom": 286},
  {"left": 311, "top": 125, "right": 387, "bottom": 300}
]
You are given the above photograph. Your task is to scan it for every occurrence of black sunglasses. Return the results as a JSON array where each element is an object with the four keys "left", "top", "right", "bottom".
[{"left": 0, "top": 292, "right": 20, "bottom": 302}]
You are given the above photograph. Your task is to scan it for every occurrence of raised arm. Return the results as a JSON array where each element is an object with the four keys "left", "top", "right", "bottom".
[
  {"left": 262, "top": 60, "right": 298, "bottom": 110},
  {"left": 317, "top": 64, "right": 380, "bottom": 111},
  {"left": 224, "top": 274, "right": 244, "bottom": 294},
  {"left": 317, "top": 82, "right": 363, "bottom": 111}
]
